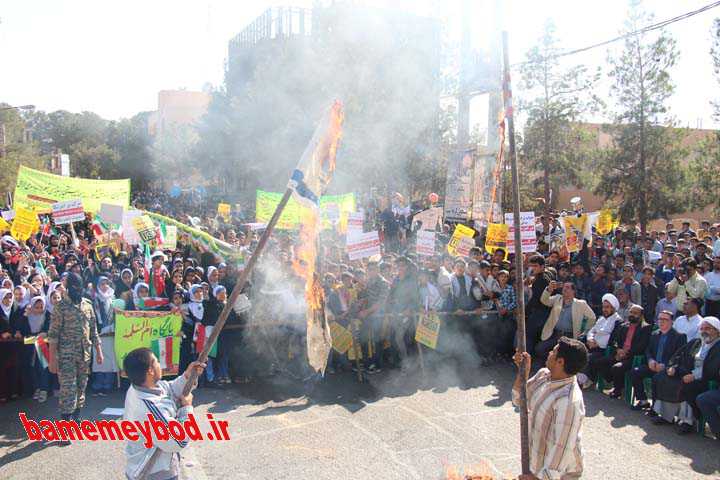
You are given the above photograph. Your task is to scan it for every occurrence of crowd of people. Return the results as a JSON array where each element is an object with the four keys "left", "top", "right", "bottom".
[{"left": 1, "top": 191, "right": 719, "bottom": 448}]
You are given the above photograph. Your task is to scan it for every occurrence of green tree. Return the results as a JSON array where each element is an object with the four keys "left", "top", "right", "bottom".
[
  {"left": 687, "top": 18, "right": 720, "bottom": 214},
  {"left": 594, "top": 1, "right": 686, "bottom": 234},
  {"left": 0, "top": 105, "right": 48, "bottom": 195},
  {"left": 518, "top": 20, "right": 602, "bottom": 215}
]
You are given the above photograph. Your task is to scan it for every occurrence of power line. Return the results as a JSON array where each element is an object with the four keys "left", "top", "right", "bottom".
[{"left": 514, "top": 0, "right": 720, "bottom": 66}]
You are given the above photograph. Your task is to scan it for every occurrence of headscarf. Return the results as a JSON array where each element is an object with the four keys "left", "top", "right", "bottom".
[
  {"left": 207, "top": 266, "right": 218, "bottom": 289},
  {"left": 46, "top": 281, "right": 61, "bottom": 314},
  {"left": 133, "top": 282, "right": 150, "bottom": 310},
  {"left": 27, "top": 296, "right": 46, "bottom": 334},
  {"left": 188, "top": 284, "right": 204, "bottom": 320},
  {"left": 2, "top": 279, "right": 13, "bottom": 290},
  {"left": 14, "top": 285, "right": 30, "bottom": 309},
  {"left": 213, "top": 285, "right": 226, "bottom": 300},
  {"left": 95, "top": 276, "right": 115, "bottom": 329},
  {"left": 0, "top": 288, "right": 13, "bottom": 319},
  {"left": 121, "top": 268, "right": 134, "bottom": 284}
]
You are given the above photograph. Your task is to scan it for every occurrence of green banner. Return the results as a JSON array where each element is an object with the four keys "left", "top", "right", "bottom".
[
  {"left": 255, "top": 190, "right": 355, "bottom": 230},
  {"left": 145, "top": 210, "right": 244, "bottom": 263},
  {"left": 14, "top": 166, "right": 130, "bottom": 214},
  {"left": 114, "top": 310, "right": 182, "bottom": 376}
]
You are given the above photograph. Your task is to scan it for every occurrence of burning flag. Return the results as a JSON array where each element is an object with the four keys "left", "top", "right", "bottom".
[{"left": 289, "top": 100, "right": 344, "bottom": 374}]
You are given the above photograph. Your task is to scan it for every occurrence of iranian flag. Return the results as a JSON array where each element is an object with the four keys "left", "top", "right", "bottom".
[
  {"left": 35, "top": 337, "right": 51, "bottom": 369},
  {"left": 193, "top": 323, "right": 218, "bottom": 358},
  {"left": 151, "top": 336, "right": 174, "bottom": 369}
]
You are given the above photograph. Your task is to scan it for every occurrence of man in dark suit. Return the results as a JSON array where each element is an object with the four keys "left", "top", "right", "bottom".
[
  {"left": 653, "top": 316, "right": 720, "bottom": 433},
  {"left": 630, "top": 309, "right": 686, "bottom": 410},
  {"left": 586, "top": 304, "right": 652, "bottom": 398}
]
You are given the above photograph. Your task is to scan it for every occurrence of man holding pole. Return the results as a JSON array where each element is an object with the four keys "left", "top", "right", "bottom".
[{"left": 513, "top": 338, "right": 588, "bottom": 480}]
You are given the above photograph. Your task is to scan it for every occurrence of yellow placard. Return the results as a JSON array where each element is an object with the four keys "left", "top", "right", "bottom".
[
  {"left": 14, "top": 166, "right": 130, "bottom": 214},
  {"left": 447, "top": 224, "right": 475, "bottom": 256},
  {"left": 10, "top": 207, "right": 39, "bottom": 241},
  {"left": 563, "top": 214, "right": 588, "bottom": 253},
  {"left": 0, "top": 217, "right": 10, "bottom": 233},
  {"left": 596, "top": 209, "right": 618, "bottom": 236},
  {"left": 415, "top": 312, "right": 441, "bottom": 349},
  {"left": 132, "top": 215, "right": 156, "bottom": 243},
  {"left": 485, "top": 222, "right": 509, "bottom": 255},
  {"left": 329, "top": 321, "right": 353, "bottom": 354},
  {"left": 217, "top": 203, "right": 231, "bottom": 220}
]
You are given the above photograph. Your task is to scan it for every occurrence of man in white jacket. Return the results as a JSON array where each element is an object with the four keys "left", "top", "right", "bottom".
[
  {"left": 577, "top": 293, "right": 621, "bottom": 388},
  {"left": 123, "top": 347, "right": 206, "bottom": 480}
]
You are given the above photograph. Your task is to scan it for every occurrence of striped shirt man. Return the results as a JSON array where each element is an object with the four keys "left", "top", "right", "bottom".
[{"left": 513, "top": 368, "right": 585, "bottom": 479}]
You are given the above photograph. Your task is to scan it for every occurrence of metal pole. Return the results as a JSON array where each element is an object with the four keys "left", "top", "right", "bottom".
[{"left": 502, "top": 30, "right": 531, "bottom": 475}]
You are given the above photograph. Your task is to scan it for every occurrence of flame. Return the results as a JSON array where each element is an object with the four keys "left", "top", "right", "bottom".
[
  {"left": 292, "top": 209, "right": 324, "bottom": 310},
  {"left": 315, "top": 100, "right": 344, "bottom": 188},
  {"left": 444, "top": 461, "right": 502, "bottom": 480}
]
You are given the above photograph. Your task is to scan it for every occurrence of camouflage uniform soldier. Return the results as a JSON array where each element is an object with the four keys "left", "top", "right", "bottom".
[{"left": 48, "top": 273, "right": 102, "bottom": 421}]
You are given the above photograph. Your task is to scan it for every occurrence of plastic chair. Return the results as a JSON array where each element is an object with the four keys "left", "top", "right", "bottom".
[
  {"left": 625, "top": 355, "right": 645, "bottom": 405},
  {"left": 697, "top": 380, "right": 718, "bottom": 435},
  {"left": 596, "top": 346, "right": 615, "bottom": 391}
]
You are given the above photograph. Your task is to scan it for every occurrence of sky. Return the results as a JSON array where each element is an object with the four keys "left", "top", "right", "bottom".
[{"left": 0, "top": 0, "right": 718, "bottom": 128}]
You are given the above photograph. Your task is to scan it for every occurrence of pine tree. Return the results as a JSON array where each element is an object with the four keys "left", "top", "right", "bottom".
[
  {"left": 518, "top": 20, "right": 601, "bottom": 215},
  {"left": 595, "top": 1, "right": 686, "bottom": 234}
]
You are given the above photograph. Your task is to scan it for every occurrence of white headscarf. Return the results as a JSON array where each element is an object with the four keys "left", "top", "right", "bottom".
[
  {"left": 14, "top": 286, "right": 30, "bottom": 309},
  {"left": 27, "top": 296, "right": 46, "bottom": 334},
  {"left": 188, "top": 284, "right": 204, "bottom": 320},
  {"left": 46, "top": 281, "right": 61, "bottom": 314},
  {"left": 133, "top": 282, "right": 149, "bottom": 310},
  {"left": 0, "top": 288, "right": 13, "bottom": 319}
]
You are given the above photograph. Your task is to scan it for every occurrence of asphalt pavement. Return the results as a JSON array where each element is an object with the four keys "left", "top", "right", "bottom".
[{"left": 1, "top": 359, "right": 718, "bottom": 479}]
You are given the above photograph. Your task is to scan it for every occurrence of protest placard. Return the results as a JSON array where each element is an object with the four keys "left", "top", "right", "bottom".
[
  {"left": 99, "top": 203, "right": 124, "bottom": 225},
  {"left": 132, "top": 215, "right": 156, "bottom": 243},
  {"left": 51, "top": 199, "right": 85, "bottom": 225},
  {"left": 411, "top": 206, "right": 443, "bottom": 231},
  {"left": 595, "top": 209, "right": 618, "bottom": 235},
  {"left": 415, "top": 312, "right": 441, "bottom": 349},
  {"left": 11, "top": 207, "right": 38, "bottom": 241},
  {"left": 346, "top": 231, "right": 381, "bottom": 260},
  {"left": 563, "top": 214, "right": 588, "bottom": 253},
  {"left": 447, "top": 224, "right": 475, "bottom": 256},
  {"left": 329, "top": 321, "right": 353, "bottom": 354},
  {"left": 485, "top": 222, "right": 509, "bottom": 255},
  {"left": 114, "top": 310, "right": 182, "bottom": 376},
  {"left": 217, "top": 203, "right": 231, "bottom": 220},
  {"left": 256, "top": 190, "right": 355, "bottom": 230},
  {"left": 121, "top": 210, "right": 142, "bottom": 245},
  {"left": 504, "top": 212, "right": 537, "bottom": 254},
  {"left": 346, "top": 212, "right": 364, "bottom": 235},
  {"left": 14, "top": 166, "right": 130, "bottom": 213},
  {"left": 416, "top": 230, "right": 435, "bottom": 256},
  {"left": 158, "top": 225, "right": 177, "bottom": 250}
]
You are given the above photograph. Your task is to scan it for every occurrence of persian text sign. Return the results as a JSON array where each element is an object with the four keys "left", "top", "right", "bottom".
[
  {"left": 346, "top": 212, "right": 364, "bottom": 235},
  {"left": 416, "top": 230, "right": 435, "bottom": 256},
  {"left": 132, "top": 215, "right": 156, "bottom": 243},
  {"left": 114, "top": 310, "right": 182, "bottom": 376},
  {"left": 14, "top": 166, "right": 130, "bottom": 213},
  {"left": 485, "top": 222, "right": 508, "bottom": 255},
  {"left": 415, "top": 312, "right": 441, "bottom": 349},
  {"left": 10, "top": 207, "right": 38, "bottom": 241},
  {"left": 346, "top": 231, "right": 381, "bottom": 260},
  {"left": 329, "top": 321, "right": 353, "bottom": 354},
  {"left": 51, "top": 199, "right": 85, "bottom": 225},
  {"left": 256, "top": 190, "right": 355, "bottom": 230},
  {"left": 504, "top": 212, "right": 536, "bottom": 254},
  {"left": 447, "top": 224, "right": 475, "bottom": 256}
]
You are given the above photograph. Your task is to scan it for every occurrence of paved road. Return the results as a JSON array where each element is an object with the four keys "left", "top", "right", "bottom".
[{"left": 1, "top": 361, "right": 718, "bottom": 479}]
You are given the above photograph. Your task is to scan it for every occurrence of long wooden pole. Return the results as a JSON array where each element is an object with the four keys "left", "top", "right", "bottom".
[
  {"left": 502, "top": 30, "right": 531, "bottom": 475},
  {"left": 181, "top": 188, "right": 293, "bottom": 396}
]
